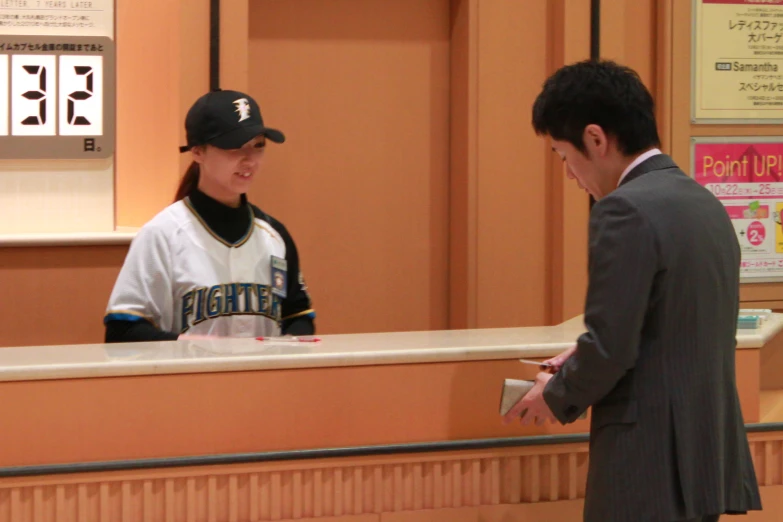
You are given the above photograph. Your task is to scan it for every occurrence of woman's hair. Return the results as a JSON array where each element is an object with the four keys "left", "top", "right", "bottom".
[{"left": 174, "top": 161, "right": 200, "bottom": 202}]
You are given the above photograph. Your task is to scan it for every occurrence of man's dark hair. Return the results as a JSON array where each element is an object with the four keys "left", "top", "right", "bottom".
[{"left": 531, "top": 59, "right": 661, "bottom": 156}]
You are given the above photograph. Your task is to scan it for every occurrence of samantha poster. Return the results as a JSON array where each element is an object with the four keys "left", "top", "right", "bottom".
[{"left": 693, "top": 0, "right": 783, "bottom": 123}]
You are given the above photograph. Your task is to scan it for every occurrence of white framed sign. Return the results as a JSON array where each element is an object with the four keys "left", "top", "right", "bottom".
[
  {"left": 692, "top": 0, "right": 783, "bottom": 124},
  {"left": 0, "top": 0, "right": 113, "bottom": 38},
  {"left": 0, "top": 35, "right": 115, "bottom": 159},
  {"left": 0, "top": 0, "right": 116, "bottom": 234}
]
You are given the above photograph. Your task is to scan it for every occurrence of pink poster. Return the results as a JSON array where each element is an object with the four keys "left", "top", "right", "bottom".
[{"left": 693, "top": 140, "right": 783, "bottom": 280}]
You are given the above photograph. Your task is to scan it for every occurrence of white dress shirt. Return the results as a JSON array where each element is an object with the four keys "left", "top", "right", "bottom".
[{"left": 617, "top": 148, "right": 662, "bottom": 186}]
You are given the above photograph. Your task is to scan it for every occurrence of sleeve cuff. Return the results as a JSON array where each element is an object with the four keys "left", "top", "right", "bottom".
[
  {"left": 282, "top": 309, "right": 316, "bottom": 321},
  {"left": 543, "top": 373, "right": 587, "bottom": 424},
  {"left": 282, "top": 315, "right": 315, "bottom": 336}
]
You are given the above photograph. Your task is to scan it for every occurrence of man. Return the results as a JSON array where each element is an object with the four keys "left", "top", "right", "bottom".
[{"left": 503, "top": 60, "right": 761, "bottom": 522}]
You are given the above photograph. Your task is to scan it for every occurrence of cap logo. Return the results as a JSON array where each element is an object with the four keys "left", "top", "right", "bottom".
[{"left": 233, "top": 98, "right": 251, "bottom": 122}]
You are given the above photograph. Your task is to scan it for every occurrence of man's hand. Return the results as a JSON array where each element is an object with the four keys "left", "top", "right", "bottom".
[
  {"left": 544, "top": 346, "right": 577, "bottom": 372},
  {"left": 502, "top": 372, "right": 557, "bottom": 426}
]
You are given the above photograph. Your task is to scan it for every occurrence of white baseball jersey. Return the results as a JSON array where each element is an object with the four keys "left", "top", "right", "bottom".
[{"left": 105, "top": 197, "right": 314, "bottom": 338}]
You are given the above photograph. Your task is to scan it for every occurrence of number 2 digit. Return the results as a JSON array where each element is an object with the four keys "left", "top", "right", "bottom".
[{"left": 67, "top": 66, "right": 93, "bottom": 126}]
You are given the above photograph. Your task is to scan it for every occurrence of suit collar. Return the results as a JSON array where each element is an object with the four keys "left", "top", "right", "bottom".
[
  {"left": 617, "top": 148, "right": 662, "bottom": 185},
  {"left": 619, "top": 152, "right": 678, "bottom": 187}
]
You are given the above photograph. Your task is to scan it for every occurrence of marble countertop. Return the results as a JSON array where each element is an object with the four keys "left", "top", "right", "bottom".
[{"left": 0, "top": 314, "right": 780, "bottom": 382}]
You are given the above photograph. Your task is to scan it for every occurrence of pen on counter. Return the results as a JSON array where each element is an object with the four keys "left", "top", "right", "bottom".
[
  {"left": 256, "top": 336, "right": 322, "bottom": 343},
  {"left": 519, "top": 358, "right": 552, "bottom": 368}
]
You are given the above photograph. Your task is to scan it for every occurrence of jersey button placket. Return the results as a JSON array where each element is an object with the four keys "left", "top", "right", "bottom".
[{"left": 229, "top": 249, "right": 244, "bottom": 336}]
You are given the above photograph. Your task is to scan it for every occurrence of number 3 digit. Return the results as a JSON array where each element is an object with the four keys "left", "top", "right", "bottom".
[{"left": 21, "top": 65, "right": 46, "bottom": 125}]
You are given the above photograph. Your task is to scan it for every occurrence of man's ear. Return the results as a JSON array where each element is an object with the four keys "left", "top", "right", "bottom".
[{"left": 583, "top": 124, "right": 609, "bottom": 157}]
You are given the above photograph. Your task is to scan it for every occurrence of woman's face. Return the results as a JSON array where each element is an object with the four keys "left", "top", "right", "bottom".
[{"left": 192, "top": 135, "right": 266, "bottom": 206}]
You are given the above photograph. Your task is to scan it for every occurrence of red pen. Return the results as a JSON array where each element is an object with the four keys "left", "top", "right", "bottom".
[{"left": 256, "top": 336, "right": 321, "bottom": 342}]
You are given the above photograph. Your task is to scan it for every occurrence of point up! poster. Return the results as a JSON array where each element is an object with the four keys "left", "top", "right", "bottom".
[{"left": 693, "top": 138, "right": 783, "bottom": 281}]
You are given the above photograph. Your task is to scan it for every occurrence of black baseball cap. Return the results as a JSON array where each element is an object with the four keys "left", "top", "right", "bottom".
[{"left": 179, "top": 89, "right": 285, "bottom": 153}]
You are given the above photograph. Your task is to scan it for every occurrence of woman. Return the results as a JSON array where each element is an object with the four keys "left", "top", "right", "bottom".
[{"left": 104, "top": 89, "right": 315, "bottom": 342}]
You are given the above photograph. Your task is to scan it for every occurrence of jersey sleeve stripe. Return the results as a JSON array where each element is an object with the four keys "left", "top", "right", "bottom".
[
  {"left": 103, "top": 310, "right": 159, "bottom": 328},
  {"left": 282, "top": 309, "right": 316, "bottom": 321}
]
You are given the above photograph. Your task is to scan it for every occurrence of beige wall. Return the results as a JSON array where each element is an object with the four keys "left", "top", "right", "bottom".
[
  {"left": 246, "top": 0, "right": 451, "bottom": 333},
  {"left": 245, "top": 0, "right": 593, "bottom": 333}
]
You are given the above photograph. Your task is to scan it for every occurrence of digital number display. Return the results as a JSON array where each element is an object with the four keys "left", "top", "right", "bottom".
[
  {"left": 0, "top": 35, "right": 115, "bottom": 159},
  {"left": 12, "top": 54, "right": 56, "bottom": 136},
  {"left": 59, "top": 55, "right": 103, "bottom": 136}
]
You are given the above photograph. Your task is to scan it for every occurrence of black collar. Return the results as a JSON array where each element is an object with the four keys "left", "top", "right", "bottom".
[{"left": 186, "top": 189, "right": 253, "bottom": 246}]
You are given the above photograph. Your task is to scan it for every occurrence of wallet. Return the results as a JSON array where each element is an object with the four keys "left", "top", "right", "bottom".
[{"left": 499, "top": 378, "right": 535, "bottom": 416}]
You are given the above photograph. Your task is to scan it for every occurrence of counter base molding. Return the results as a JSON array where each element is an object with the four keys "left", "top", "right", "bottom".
[{"left": 0, "top": 432, "right": 780, "bottom": 522}]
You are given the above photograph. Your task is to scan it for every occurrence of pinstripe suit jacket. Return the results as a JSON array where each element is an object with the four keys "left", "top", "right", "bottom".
[{"left": 543, "top": 154, "right": 762, "bottom": 522}]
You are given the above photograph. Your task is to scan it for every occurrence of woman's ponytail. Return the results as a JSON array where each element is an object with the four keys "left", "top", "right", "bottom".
[{"left": 174, "top": 161, "right": 200, "bottom": 202}]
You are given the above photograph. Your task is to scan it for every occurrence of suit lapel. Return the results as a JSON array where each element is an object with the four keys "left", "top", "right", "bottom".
[{"left": 619, "top": 154, "right": 678, "bottom": 187}]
